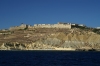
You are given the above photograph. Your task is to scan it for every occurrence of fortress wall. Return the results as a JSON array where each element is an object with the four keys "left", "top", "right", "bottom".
[
  {"left": 9, "top": 24, "right": 28, "bottom": 30},
  {"left": 19, "top": 24, "right": 28, "bottom": 29},
  {"left": 34, "top": 24, "right": 53, "bottom": 28},
  {"left": 9, "top": 27, "right": 24, "bottom": 30},
  {"left": 9, "top": 23, "right": 72, "bottom": 30},
  {"left": 53, "top": 24, "right": 71, "bottom": 28},
  {"left": 34, "top": 24, "right": 71, "bottom": 29},
  {"left": 9, "top": 27, "right": 20, "bottom": 30},
  {"left": 28, "top": 26, "right": 34, "bottom": 29}
]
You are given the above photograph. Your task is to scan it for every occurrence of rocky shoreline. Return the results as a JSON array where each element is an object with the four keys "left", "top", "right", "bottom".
[{"left": 0, "top": 42, "right": 99, "bottom": 51}]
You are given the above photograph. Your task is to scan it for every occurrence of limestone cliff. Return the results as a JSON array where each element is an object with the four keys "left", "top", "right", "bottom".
[{"left": 0, "top": 28, "right": 100, "bottom": 51}]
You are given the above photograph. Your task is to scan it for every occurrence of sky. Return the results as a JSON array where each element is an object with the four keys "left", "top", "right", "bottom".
[{"left": 0, "top": 0, "right": 100, "bottom": 29}]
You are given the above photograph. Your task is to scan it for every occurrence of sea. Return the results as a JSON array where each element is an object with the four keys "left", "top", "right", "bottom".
[{"left": 0, "top": 51, "right": 100, "bottom": 66}]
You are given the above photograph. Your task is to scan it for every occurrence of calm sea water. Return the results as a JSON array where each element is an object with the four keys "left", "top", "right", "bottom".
[{"left": 0, "top": 51, "right": 100, "bottom": 66}]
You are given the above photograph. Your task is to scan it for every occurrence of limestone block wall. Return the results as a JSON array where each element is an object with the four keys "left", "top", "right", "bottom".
[
  {"left": 9, "top": 26, "right": 20, "bottom": 30},
  {"left": 19, "top": 24, "right": 27, "bottom": 29},
  {"left": 9, "top": 24, "right": 28, "bottom": 30},
  {"left": 53, "top": 24, "right": 71, "bottom": 28},
  {"left": 34, "top": 24, "right": 71, "bottom": 29}
]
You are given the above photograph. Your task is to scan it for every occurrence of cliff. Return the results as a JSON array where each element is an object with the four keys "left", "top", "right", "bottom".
[{"left": 0, "top": 28, "right": 100, "bottom": 51}]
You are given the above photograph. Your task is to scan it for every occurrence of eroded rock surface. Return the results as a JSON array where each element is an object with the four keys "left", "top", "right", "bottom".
[{"left": 0, "top": 28, "right": 100, "bottom": 51}]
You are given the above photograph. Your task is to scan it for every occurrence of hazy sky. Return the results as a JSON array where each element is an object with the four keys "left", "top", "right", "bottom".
[{"left": 0, "top": 0, "right": 100, "bottom": 29}]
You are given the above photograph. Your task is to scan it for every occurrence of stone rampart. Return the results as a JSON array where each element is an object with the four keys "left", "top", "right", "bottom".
[
  {"left": 9, "top": 22, "right": 85, "bottom": 30},
  {"left": 34, "top": 24, "right": 71, "bottom": 29},
  {"left": 9, "top": 24, "right": 28, "bottom": 30}
]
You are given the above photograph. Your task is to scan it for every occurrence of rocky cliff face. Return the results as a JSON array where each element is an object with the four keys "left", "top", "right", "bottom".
[{"left": 0, "top": 28, "right": 100, "bottom": 51}]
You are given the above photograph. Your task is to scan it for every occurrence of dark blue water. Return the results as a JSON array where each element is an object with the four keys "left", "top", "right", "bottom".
[{"left": 0, "top": 51, "right": 100, "bottom": 66}]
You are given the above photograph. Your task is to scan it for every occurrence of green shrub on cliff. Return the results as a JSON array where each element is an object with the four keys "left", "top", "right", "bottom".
[{"left": 93, "top": 29, "right": 100, "bottom": 34}]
